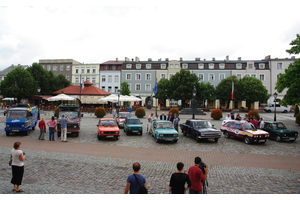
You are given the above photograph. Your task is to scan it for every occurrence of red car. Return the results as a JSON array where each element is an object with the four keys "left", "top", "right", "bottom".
[
  {"left": 220, "top": 120, "right": 270, "bottom": 144},
  {"left": 116, "top": 112, "right": 132, "bottom": 128},
  {"left": 97, "top": 118, "right": 120, "bottom": 140}
]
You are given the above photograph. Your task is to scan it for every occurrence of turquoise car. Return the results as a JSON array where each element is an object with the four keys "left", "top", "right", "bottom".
[
  {"left": 124, "top": 117, "right": 143, "bottom": 135},
  {"left": 150, "top": 120, "right": 179, "bottom": 143}
]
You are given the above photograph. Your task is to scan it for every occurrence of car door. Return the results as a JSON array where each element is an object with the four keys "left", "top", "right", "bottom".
[{"left": 264, "top": 123, "right": 275, "bottom": 139}]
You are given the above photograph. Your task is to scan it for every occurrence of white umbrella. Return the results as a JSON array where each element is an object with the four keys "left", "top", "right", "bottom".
[
  {"left": 47, "top": 94, "right": 76, "bottom": 101},
  {"left": 99, "top": 94, "right": 118, "bottom": 103},
  {"left": 129, "top": 95, "right": 142, "bottom": 101}
]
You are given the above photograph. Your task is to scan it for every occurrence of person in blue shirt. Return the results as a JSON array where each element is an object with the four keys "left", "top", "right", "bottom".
[
  {"left": 173, "top": 114, "right": 179, "bottom": 131},
  {"left": 127, "top": 106, "right": 132, "bottom": 113},
  {"left": 124, "top": 162, "right": 147, "bottom": 194},
  {"left": 60, "top": 114, "right": 69, "bottom": 142}
]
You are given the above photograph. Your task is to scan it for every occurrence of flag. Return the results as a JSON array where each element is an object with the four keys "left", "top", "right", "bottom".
[
  {"left": 231, "top": 81, "right": 234, "bottom": 100},
  {"left": 81, "top": 78, "right": 84, "bottom": 89},
  {"left": 153, "top": 82, "right": 157, "bottom": 95}
]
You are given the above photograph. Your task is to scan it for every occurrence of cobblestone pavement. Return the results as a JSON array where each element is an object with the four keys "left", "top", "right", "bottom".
[{"left": 0, "top": 109, "right": 299, "bottom": 194}]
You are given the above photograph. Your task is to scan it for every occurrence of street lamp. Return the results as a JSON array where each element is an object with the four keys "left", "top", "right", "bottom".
[
  {"left": 192, "top": 86, "right": 196, "bottom": 119},
  {"left": 37, "top": 86, "right": 41, "bottom": 119},
  {"left": 117, "top": 89, "right": 121, "bottom": 112},
  {"left": 273, "top": 92, "right": 278, "bottom": 121}
]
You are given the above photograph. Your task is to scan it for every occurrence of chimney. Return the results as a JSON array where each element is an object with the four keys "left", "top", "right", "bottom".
[
  {"left": 165, "top": 58, "right": 169, "bottom": 61},
  {"left": 116, "top": 58, "right": 118, "bottom": 62},
  {"left": 180, "top": 57, "right": 183, "bottom": 61},
  {"left": 135, "top": 57, "right": 139, "bottom": 62},
  {"left": 195, "top": 57, "right": 200, "bottom": 61},
  {"left": 148, "top": 58, "right": 152, "bottom": 61},
  {"left": 226, "top": 55, "right": 229, "bottom": 62},
  {"left": 238, "top": 57, "right": 241, "bottom": 61},
  {"left": 212, "top": 57, "right": 215, "bottom": 61}
]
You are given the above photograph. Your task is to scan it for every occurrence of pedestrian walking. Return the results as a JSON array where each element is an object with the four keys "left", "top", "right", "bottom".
[
  {"left": 112, "top": 107, "right": 117, "bottom": 119},
  {"left": 10, "top": 141, "right": 25, "bottom": 192},
  {"left": 38, "top": 117, "right": 46, "bottom": 140},
  {"left": 127, "top": 106, "right": 132, "bottom": 113},
  {"left": 169, "top": 162, "right": 191, "bottom": 194},
  {"left": 173, "top": 114, "right": 179, "bottom": 132},
  {"left": 60, "top": 114, "right": 69, "bottom": 142},
  {"left": 124, "top": 162, "right": 147, "bottom": 194},
  {"left": 147, "top": 113, "right": 154, "bottom": 134},
  {"left": 47, "top": 116, "right": 57, "bottom": 141},
  {"left": 188, "top": 156, "right": 208, "bottom": 194}
]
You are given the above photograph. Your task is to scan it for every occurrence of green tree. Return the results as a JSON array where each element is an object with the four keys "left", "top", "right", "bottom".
[
  {"left": 197, "top": 81, "right": 216, "bottom": 106},
  {"left": 215, "top": 76, "right": 239, "bottom": 107},
  {"left": 53, "top": 74, "right": 70, "bottom": 92},
  {"left": 0, "top": 67, "right": 36, "bottom": 101},
  {"left": 26, "top": 62, "right": 51, "bottom": 95},
  {"left": 276, "top": 34, "right": 300, "bottom": 105},
  {"left": 155, "top": 78, "right": 169, "bottom": 100},
  {"left": 120, "top": 81, "right": 130, "bottom": 95}
]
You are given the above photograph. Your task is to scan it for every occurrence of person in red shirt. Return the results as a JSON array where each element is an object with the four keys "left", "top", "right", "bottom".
[
  {"left": 188, "top": 156, "right": 209, "bottom": 194},
  {"left": 38, "top": 117, "right": 46, "bottom": 140}
]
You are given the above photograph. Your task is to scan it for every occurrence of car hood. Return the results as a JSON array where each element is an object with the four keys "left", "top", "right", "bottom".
[
  {"left": 246, "top": 130, "right": 269, "bottom": 135},
  {"left": 155, "top": 129, "right": 178, "bottom": 134},
  {"left": 195, "top": 128, "right": 220, "bottom": 133},
  {"left": 270, "top": 129, "right": 298, "bottom": 134},
  {"left": 127, "top": 124, "right": 142, "bottom": 127},
  {"left": 98, "top": 126, "right": 120, "bottom": 131}
]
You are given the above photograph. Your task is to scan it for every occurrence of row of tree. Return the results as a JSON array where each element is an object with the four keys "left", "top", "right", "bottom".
[{"left": 0, "top": 63, "right": 70, "bottom": 101}]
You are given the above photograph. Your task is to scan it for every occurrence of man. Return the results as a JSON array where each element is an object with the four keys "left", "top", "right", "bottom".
[
  {"left": 112, "top": 107, "right": 117, "bottom": 119},
  {"left": 124, "top": 162, "right": 147, "bottom": 194},
  {"left": 173, "top": 114, "right": 179, "bottom": 131},
  {"left": 225, "top": 114, "right": 231, "bottom": 120},
  {"left": 188, "top": 156, "right": 208, "bottom": 194},
  {"left": 168, "top": 112, "right": 174, "bottom": 122},
  {"left": 147, "top": 113, "right": 154, "bottom": 134},
  {"left": 160, "top": 112, "right": 167, "bottom": 120},
  {"left": 127, "top": 106, "right": 132, "bottom": 113},
  {"left": 259, "top": 118, "right": 264, "bottom": 129},
  {"left": 60, "top": 114, "right": 69, "bottom": 142}
]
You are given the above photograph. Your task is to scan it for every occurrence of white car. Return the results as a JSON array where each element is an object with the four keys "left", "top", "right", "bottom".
[{"left": 264, "top": 104, "right": 291, "bottom": 113}]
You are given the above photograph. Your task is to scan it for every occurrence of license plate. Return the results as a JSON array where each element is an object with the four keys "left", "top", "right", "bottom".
[
  {"left": 289, "top": 138, "right": 295, "bottom": 140},
  {"left": 209, "top": 138, "right": 215, "bottom": 140},
  {"left": 259, "top": 140, "right": 266, "bottom": 143},
  {"left": 106, "top": 135, "right": 114, "bottom": 138}
]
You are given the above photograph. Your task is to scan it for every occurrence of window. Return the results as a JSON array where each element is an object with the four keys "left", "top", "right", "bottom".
[
  {"left": 102, "top": 75, "right": 106, "bottom": 82},
  {"left": 236, "top": 63, "right": 242, "bottom": 69},
  {"left": 259, "top": 63, "right": 265, "bottom": 69},
  {"left": 60, "top": 65, "right": 64, "bottom": 71},
  {"left": 53, "top": 65, "right": 58, "bottom": 71},
  {"left": 108, "top": 86, "right": 112, "bottom": 93},
  {"left": 182, "top": 64, "right": 188, "bottom": 69},
  {"left": 86, "top": 77, "right": 90, "bottom": 82},
  {"left": 126, "top": 64, "right": 132, "bottom": 69},
  {"left": 136, "top": 64, "right": 141, "bottom": 69},
  {"left": 208, "top": 74, "right": 214, "bottom": 81},
  {"left": 75, "top": 77, "right": 79, "bottom": 83},
  {"left": 245, "top": 74, "right": 250, "bottom": 77},
  {"left": 136, "top": 73, "right": 141, "bottom": 80},
  {"left": 198, "top": 74, "right": 204, "bottom": 81},
  {"left": 145, "top": 84, "right": 151, "bottom": 91},
  {"left": 92, "top": 77, "right": 96, "bottom": 84},
  {"left": 219, "top": 73, "right": 225, "bottom": 81},
  {"left": 209, "top": 63, "right": 214, "bottom": 69},
  {"left": 114, "top": 75, "right": 119, "bottom": 82},
  {"left": 47, "top": 65, "right": 51, "bottom": 71},
  {"left": 198, "top": 64, "right": 204, "bottom": 69},
  {"left": 136, "top": 84, "right": 141, "bottom": 91},
  {"left": 236, "top": 74, "right": 242, "bottom": 80},
  {"left": 126, "top": 74, "right": 131, "bottom": 80},
  {"left": 146, "top": 73, "right": 151, "bottom": 80},
  {"left": 108, "top": 75, "right": 112, "bottom": 82},
  {"left": 112, "top": 66, "right": 116, "bottom": 70},
  {"left": 169, "top": 74, "right": 174, "bottom": 79},
  {"left": 66, "top": 74, "right": 69, "bottom": 80},
  {"left": 75, "top": 69, "right": 79, "bottom": 74},
  {"left": 170, "top": 64, "right": 174, "bottom": 69},
  {"left": 277, "top": 63, "right": 282, "bottom": 69},
  {"left": 114, "top": 87, "right": 118, "bottom": 93},
  {"left": 66, "top": 65, "right": 70, "bottom": 71},
  {"left": 161, "top": 74, "right": 166, "bottom": 79},
  {"left": 219, "top": 63, "right": 225, "bottom": 69},
  {"left": 175, "top": 64, "right": 179, "bottom": 68},
  {"left": 146, "top": 64, "right": 151, "bottom": 69},
  {"left": 128, "top": 83, "right": 131, "bottom": 90},
  {"left": 248, "top": 64, "right": 254, "bottom": 69},
  {"left": 161, "top": 64, "right": 166, "bottom": 69},
  {"left": 81, "top": 69, "right": 84, "bottom": 73},
  {"left": 102, "top": 86, "right": 105, "bottom": 91},
  {"left": 93, "top": 69, "right": 96, "bottom": 73},
  {"left": 260, "top": 74, "right": 265, "bottom": 81},
  {"left": 87, "top": 69, "right": 90, "bottom": 73},
  {"left": 251, "top": 74, "right": 256, "bottom": 78}
]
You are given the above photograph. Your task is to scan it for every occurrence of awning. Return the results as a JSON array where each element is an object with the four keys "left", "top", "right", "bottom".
[{"left": 75, "top": 95, "right": 107, "bottom": 104}]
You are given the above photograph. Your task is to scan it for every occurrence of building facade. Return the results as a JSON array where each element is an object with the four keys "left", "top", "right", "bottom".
[{"left": 72, "top": 63, "right": 100, "bottom": 87}]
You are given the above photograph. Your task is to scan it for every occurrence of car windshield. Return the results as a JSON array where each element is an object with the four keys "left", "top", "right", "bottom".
[
  {"left": 156, "top": 122, "right": 174, "bottom": 129},
  {"left": 242, "top": 123, "right": 255, "bottom": 130},
  {"left": 119, "top": 113, "right": 132, "bottom": 118},
  {"left": 7, "top": 110, "right": 27, "bottom": 119},
  {"left": 100, "top": 120, "right": 117, "bottom": 126},
  {"left": 59, "top": 111, "right": 78, "bottom": 120},
  {"left": 272, "top": 123, "right": 287, "bottom": 130},
  {"left": 127, "top": 119, "right": 141, "bottom": 124},
  {"left": 194, "top": 121, "right": 212, "bottom": 128}
]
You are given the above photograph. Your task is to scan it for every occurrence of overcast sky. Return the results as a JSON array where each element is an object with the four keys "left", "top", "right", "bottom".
[{"left": 0, "top": 0, "right": 300, "bottom": 70}]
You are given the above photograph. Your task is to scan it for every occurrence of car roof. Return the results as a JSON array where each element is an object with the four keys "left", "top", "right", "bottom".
[
  {"left": 100, "top": 118, "right": 115, "bottom": 121},
  {"left": 223, "top": 120, "right": 248, "bottom": 124},
  {"left": 155, "top": 120, "right": 172, "bottom": 122},
  {"left": 119, "top": 112, "right": 130, "bottom": 114},
  {"left": 127, "top": 117, "right": 139, "bottom": 119}
]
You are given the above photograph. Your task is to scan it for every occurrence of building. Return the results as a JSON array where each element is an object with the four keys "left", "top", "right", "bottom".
[
  {"left": 0, "top": 64, "right": 29, "bottom": 82},
  {"left": 39, "top": 59, "right": 82, "bottom": 83},
  {"left": 72, "top": 63, "right": 100, "bottom": 87}
]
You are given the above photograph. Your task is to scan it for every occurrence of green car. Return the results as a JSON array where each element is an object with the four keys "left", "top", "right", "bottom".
[
  {"left": 124, "top": 117, "right": 143, "bottom": 135},
  {"left": 262, "top": 121, "right": 298, "bottom": 142},
  {"left": 149, "top": 120, "right": 179, "bottom": 143}
]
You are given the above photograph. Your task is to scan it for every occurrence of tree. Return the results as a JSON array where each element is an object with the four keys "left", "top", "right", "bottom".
[
  {"left": 0, "top": 67, "right": 36, "bottom": 101},
  {"left": 120, "top": 81, "right": 130, "bottom": 95},
  {"left": 215, "top": 76, "right": 239, "bottom": 108},
  {"left": 276, "top": 34, "right": 300, "bottom": 105},
  {"left": 197, "top": 81, "right": 216, "bottom": 106},
  {"left": 155, "top": 78, "right": 169, "bottom": 101},
  {"left": 53, "top": 74, "right": 70, "bottom": 92},
  {"left": 168, "top": 69, "right": 199, "bottom": 108},
  {"left": 26, "top": 62, "right": 51, "bottom": 95}
]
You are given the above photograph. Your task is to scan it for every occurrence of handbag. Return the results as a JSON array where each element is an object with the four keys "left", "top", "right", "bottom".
[
  {"left": 133, "top": 174, "right": 148, "bottom": 194},
  {"left": 54, "top": 128, "right": 57, "bottom": 132}
]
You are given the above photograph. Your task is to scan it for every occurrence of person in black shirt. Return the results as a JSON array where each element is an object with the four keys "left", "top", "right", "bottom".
[{"left": 169, "top": 162, "right": 191, "bottom": 194}]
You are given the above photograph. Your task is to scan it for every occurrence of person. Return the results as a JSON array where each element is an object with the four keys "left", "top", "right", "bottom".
[
  {"left": 188, "top": 156, "right": 208, "bottom": 194},
  {"left": 147, "top": 113, "right": 154, "bottom": 134},
  {"left": 112, "top": 107, "right": 117, "bottom": 119},
  {"left": 11, "top": 141, "right": 25, "bottom": 192},
  {"left": 243, "top": 114, "right": 249, "bottom": 121},
  {"left": 47, "top": 116, "right": 57, "bottom": 141},
  {"left": 259, "top": 118, "right": 264, "bottom": 129},
  {"left": 168, "top": 112, "right": 174, "bottom": 122},
  {"left": 60, "top": 114, "right": 70, "bottom": 142},
  {"left": 169, "top": 162, "right": 191, "bottom": 194},
  {"left": 173, "top": 113, "right": 179, "bottom": 132},
  {"left": 38, "top": 117, "right": 46, "bottom": 140},
  {"left": 124, "top": 162, "right": 147, "bottom": 194},
  {"left": 230, "top": 110, "right": 235, "bottom": 119},
  {"left": 127, "top": 106, "right": 132, "bottom": 113},
  {"left": 251, "top": 117, "right": 258, "bottom": 129},
  {"left": 154, "top": 114, "right": 159, "bottom": 120},
  {"left": 225, "top": 114, "right": 231, "bottom": 120},
  {"left": 160, "top": 112, "right": 167, "bottom": 120},
  {"left": 235, "top": 114, "right": 241, "bottom": 120}
]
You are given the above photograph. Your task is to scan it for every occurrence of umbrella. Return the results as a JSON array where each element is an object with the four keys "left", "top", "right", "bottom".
[
  {"left": 129, "top": 95, "right": 142, "bottom": 101},
  {"left": 99, "top": 94, "right": 118, "bottom": 103},
  {"left": 47, "top": 94, "right": 76, "bottom": 101}
]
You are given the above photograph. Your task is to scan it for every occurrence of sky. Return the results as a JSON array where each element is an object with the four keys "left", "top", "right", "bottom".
[{"left": 0, "top": 0, "right": 300, "bottom": 70}]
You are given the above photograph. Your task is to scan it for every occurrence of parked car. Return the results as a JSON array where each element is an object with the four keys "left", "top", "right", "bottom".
[
  {"left": 149, "top": 120, "right": 179, "bottom": 143},
  {"left": 220, "top": 120, "right": 270, "bottom": 144},
  {"left": 116, "top": 112, "right": 132, "bottom": 128},
  {"left": 123, "top": 117, "right": 143, "bottom": 135},
  {"left": 97, "top": 118, "right": 120, "bottom": 140},
  {"left": 180, "top": 119, "right": 221, "bottom": 142},
  {"left": 262, "top": 121, "right": 298, "bottom": 142},
  {"left": 264, "top": 104, "right": 291, "bottom": 113}
]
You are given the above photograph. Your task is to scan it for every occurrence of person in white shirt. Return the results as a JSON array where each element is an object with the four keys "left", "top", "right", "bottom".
[
  {"left": 11, "top": 141, "right": 25, "bottom": 192},
  {"left": 225, "top": 114, "right": 231, "bottom": 120},
  {"left": 147, "top": 113, "right": 154, "bottom": 134},
  {"left": 259, "top": 118, "right": 265, "bottom": 129}
]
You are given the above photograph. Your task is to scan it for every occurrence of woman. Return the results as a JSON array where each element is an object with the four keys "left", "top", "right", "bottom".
[
  {"left": 169, "top": 162, "right": 191, "bottom": 194},
  {"left": 47, "top": 116, "right": 57, "bottom": 141},
  {"left": 38, "top": 117, "right": 46, "bottom": 140},
  {"left": 11, "top": 141, "right": 25, "bottom": 192}
]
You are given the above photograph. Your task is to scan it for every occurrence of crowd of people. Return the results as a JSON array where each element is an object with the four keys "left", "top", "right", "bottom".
[
  {"left": 225, "top": 110, "right": 265, "bottom": 129},
  {"left": 147, "top": 111, "right": 180, "bottom": 133}
]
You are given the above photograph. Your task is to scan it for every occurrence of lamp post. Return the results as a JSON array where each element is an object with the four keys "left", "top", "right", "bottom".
[
  {"left": 273, "top": 92, "right": 278, "bottom": 121},
  {"left": 117, "top": 89, "right": 121, "bottom": 113},
  {"left": 37, "top": 86, "right": 41, "bottom": 120},
  {"left": 192, "top": 86, "right": 196, "bottom": 119}
]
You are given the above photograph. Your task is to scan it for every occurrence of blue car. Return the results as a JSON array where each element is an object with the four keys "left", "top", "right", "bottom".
[{"left": 149, "top": 120, "right": 179, "bottom": 143}]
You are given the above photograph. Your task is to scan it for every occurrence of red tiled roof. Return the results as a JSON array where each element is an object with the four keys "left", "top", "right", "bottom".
[{"left": 52, "top": 81, "right": 110, "bottom": 96}]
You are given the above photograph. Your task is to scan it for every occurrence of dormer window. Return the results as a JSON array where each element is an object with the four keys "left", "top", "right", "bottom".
[
  {"left": 236, "top": 63, "right": 242, "bottom": 69},
  {"left": 161, "top": 64, "right": 166, "bottom": 69},
  {"left": 136, "top": 64, "right": 141, "bottom": 69},
  {"left": 209, "top": 63, "right": 214, "bottom": 69},
  {"left": 126, "top": 64, "right": 132, "bottom": 69},
  {"left": 146, "top": 64, "right": 151, "bottom": 69},
  {"left": 182, "top": 64, "right": 188, "bottom": 69},
  {"left": 198, "top": 64, "right": 204, "bottom": 69},
  {"left": 219, "top": 63, "right": 225, "bottom": 69},
  {"left": 259, "top": 63, "right": 265, "bottom": 69}
]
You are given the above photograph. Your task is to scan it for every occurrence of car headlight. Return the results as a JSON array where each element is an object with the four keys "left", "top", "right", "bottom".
[
  {"left": 101, "top": 132, "right": 104, "bottom": 134},
  {"left": 115, "top": 131, "right": 119, "bottom": 134},
  {"left": 159, "top": 134, "right": 164, "bottom": 137}
]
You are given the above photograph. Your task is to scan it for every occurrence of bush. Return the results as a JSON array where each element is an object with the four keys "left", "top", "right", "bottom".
[
  {"left": 135, "top": 107, "right": 146, "bottom": 118},
  {"left": 94, "top": 107, "right": 106, "bottom": 118},
  {"left": 169, "top": 107, "right": 179, "bottom": 117},
  {"left": 211, "top": 108, "right": 222, "bottom": 120},
  {"left": 248, "top": 110, "right": 260, "bottom": 120},
  {"left": 296, "top": 113, "right": 300, "bottom": 126}
]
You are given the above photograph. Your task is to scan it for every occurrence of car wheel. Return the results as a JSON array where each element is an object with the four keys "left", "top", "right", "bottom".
[
  {"left": 276, "top": 135, "right": 281, "bottom": 142},
  {"left": 139, "top": 131, "right": 142, "bottom": 136},
  {"left": 126, "top": 130, "right": 130, "bottom": 136},
  {"left": 244, "top": 136, "right": 251, "bottom": 144},
  {"left": 195, "top": 134, "right": 200, "bottom": 142},
  {"left": 224, "top": 131, "right": 230, "bottom": 138},
  {"left": 266, "top": 110, "right": 271, "bottom": 113},
  {"left": 173, "top": 139, "right": 178, "bottom": 143},
  {"left": 116, "top": 136, "right": 119, "bottom": 140},
  {"left": 183, "top": 130, "right": 187, "bottom": 136},
  {"left": 97, "top": 135, "right": 102, "bottom": 140},
  {"left": 155, "top": 137, "right": 160, "bottom": 143},
  {"left": 214, "top": 138, "right": 219, "bottom": 142},
  {"left": 283, "top": 110, "right": 287, "bottom": 113},
  {"left": 6, "top": 131, "right": 10, "bottom": 136}
]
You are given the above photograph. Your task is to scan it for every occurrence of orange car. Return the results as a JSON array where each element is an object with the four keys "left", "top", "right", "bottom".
[{"left": 97, "top": 118, "right": 120, "bottom": 140}]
